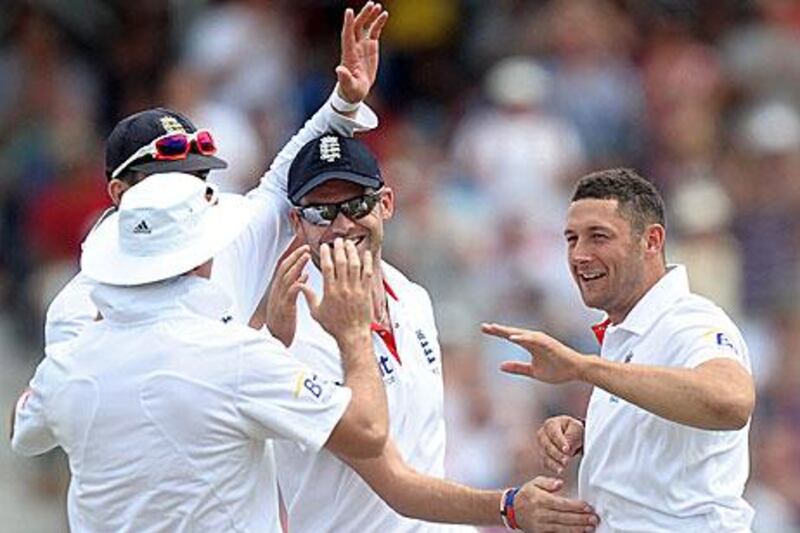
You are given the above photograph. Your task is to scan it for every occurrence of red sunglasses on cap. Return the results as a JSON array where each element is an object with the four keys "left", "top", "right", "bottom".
[{"left": 111, "top": 130, "right": 217, "bottom": 179}]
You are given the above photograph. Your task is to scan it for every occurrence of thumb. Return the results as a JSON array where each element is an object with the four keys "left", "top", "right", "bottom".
[
  {"left": 532, "top": 477, "right": 563, "bottom": 493},
  {"left": 336, "top": 65, "right": 358, "bottom": 91},
  {"left": 500, "top": 361, "right": 533, "bottom": 377}
]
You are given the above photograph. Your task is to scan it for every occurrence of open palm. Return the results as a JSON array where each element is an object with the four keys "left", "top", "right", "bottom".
[
  {"left": 481, "top": 324, "right": 584, "bottom": 384},
  {"left": 337, "top": 2, "right": 388, "bottom": 103}
]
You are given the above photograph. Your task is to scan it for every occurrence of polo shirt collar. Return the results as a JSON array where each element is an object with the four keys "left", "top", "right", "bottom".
[
  {"left": 91, "top": 275, "right": 232, "bottom": 324},
  {"left": 592, "top": 264, "right": 689, "bottom": 343}
]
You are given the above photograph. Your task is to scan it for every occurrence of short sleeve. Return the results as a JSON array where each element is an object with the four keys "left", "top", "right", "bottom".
[
  {"left": 235, "top": 336, "right": 351, "bottom": 452},
  {"left": 45, "top": 272, "right": 98, "bottom": 348},
  {"left": 677, "top": 322, "right": 751, "bottom": 372},
  {"left": 12, "top": 358, "right": 60, "bottom": 456}
]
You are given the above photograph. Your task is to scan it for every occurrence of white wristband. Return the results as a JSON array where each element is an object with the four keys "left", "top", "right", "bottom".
[{"left": 330, "top": 84, "right": 361, "bottom": 113}]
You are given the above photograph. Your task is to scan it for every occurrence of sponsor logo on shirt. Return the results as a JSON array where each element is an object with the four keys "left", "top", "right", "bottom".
[
  {"left": 703, "top": 329, "right": 739, "bottom": 357},
  {"left": 293, "top": 372, "right": 332, "bottom": 402},
  {"left": 378, "top": 354, "right": 397, "bottom": 384},
  {"left": 716, "top": 332, "right": 737, "bottom": 354}
]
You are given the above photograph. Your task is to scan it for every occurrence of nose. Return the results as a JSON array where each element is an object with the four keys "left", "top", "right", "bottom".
[
  {"left": 569, "top": 239, "right": 592, "bottom": 265},
  {"left": 328, "top": 211, "right": 357, "bottom": 235}
]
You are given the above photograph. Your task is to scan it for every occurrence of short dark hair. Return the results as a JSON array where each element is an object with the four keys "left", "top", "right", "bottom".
[{"left": 571, "top": 168, "right": 666, "bottom": 236}]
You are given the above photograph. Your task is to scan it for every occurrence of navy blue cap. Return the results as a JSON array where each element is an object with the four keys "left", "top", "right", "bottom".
[
  {"left": 105, "top": 107, "right": 227, "bottom": 180},
  {"left": 288, "top": 133, "right": 382, "bottom": 204}
]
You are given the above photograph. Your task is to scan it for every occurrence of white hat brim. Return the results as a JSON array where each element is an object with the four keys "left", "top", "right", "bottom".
[{"left": 81, "top": 193, "right": 254, "bottom": 286}]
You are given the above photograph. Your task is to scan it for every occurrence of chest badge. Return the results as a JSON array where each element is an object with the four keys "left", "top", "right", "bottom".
[
  {"left": 609, "top": 351, "right": 633, "bottom": 403},
  {"left": 415, "top": 329, "right": 436, "bottom": 365}
]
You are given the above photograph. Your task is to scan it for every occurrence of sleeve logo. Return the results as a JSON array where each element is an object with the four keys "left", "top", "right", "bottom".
[{"left": 716, "top": 332, "right": 738, "bottom": 354}]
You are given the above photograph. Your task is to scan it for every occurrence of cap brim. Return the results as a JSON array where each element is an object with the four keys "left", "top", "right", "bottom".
[
  {"left": 290, "top": 171, "right": 383, "bottom": 204},
  {"left": 128, "top": 153, "right": 228, "bottom": 175},
  {"left": 81, "top": 193, "right": 252, "bottom": 286}
]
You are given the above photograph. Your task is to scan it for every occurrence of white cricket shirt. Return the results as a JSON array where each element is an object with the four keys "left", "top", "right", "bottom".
[
  {"left": 44, "top": 92, "right": 378, "bottom": 347},
  {"left": 578, "top": 265, "right": 754, "bottom": 532},
  {"left": 275, "top": 262, "right": 474, "bottom": 532},
  {"left": 13, "top": 276, "right": 351, "bottom": 532}
]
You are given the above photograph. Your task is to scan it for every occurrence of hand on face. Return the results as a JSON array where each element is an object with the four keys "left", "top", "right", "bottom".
[
  {"left": 515, "top": 477, "right": 599, "bottom": 532},
  {"left": 536, "top": 416, "right": 585, "bottom": 476},
  {"left": 302, "top": 238, "right": 374, "bottom": 342},
  {"left": 336, "top": 2, "right": 389, "bottom": 103},
  {"left": 481, "top": 324, "right": 586, "bottom": 384},
  {"left": 265, "top": 245, "right": 311, "bottom": 347}
]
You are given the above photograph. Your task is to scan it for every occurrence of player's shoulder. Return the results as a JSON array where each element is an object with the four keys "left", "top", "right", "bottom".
[
  {"left": 670, "top": 292, "right": 739, "bottom": 327},
  {"left": 46, "top": 271, "right": 97, "bottom": 318},
  {"left": 381, "top": 261, "right": 433, "bottom": 309},
  {"left": 221, "top": 320, "right": 288, "bottom": 357},
  {"left": 661, "top": 291, "right": 745, "bottom": 346}
]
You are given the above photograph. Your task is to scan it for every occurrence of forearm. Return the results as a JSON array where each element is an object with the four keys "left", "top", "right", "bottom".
[
  {"left": 580, "top": 357, "right": 753, "bottom": 429},
  {"left": 255, "top": 90, "right": 378, "bottom": 196},
  {"left": 349, "top": 441, "right": 504, "bottom": 526},
  {"left": 327, "top": 333, "right": 388, "bottom": 458},
  {"left": 379, "top": 471, "right": 503, "bottom": 525}
]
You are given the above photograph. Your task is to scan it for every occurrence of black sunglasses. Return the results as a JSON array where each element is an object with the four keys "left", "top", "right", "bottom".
[{"left": 296, "top": 191, "right": 382, "bottom": 226}]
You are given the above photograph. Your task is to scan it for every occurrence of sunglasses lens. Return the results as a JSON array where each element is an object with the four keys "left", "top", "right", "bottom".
[
  {"left": 300, "top": 207, "right": 332, "bottom": 226},
  {"left": 341, "top": 194, "right": 378, "bottom": 219},
  {"left": 155, "top": 134, "right": 190, "bottom": 158},
  {"left": 195, "top": 130, "right": 216, "bottom": 155}
]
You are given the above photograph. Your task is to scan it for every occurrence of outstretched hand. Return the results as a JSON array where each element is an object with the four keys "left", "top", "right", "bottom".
[
  {"left": 336, "top": 2, "right": 389, "bottom": 104},
  {"left": 481, "top": 323, "right": 588, "bottom": 384}
]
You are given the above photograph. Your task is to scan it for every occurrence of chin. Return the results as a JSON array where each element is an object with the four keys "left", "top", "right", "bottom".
[{"left": 579, "top": 292, "right": 606, "bottom": 311}]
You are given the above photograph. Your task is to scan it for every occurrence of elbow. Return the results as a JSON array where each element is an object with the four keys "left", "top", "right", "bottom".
[
  {"left": 713, "top": 389, "right": 755, "bottom": 430},
  {"left": 350, "top": 422, "right": 388, "bottom": 459},
  {"left": 730, "top": 392, "right": 755, "bottom": 429}
]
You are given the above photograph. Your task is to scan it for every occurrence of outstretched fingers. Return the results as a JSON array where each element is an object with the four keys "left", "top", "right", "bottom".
[
  {"left": 341, "top": 7, "right": 356, "bottom": 51},
  {"left": 369, "top": 9, "right": 388, "bottom": 40},
  {"left": 499, "top": 360, "right": 533, "bottom": 377},
  {"left": 481, "top": 322, "right": 531, "bottom": 340}
]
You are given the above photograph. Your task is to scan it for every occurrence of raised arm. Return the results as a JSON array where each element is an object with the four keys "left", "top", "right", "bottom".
[
  {"left": 252, "top": 2, "right": 386, "bottom": 200},
  {"left": 345, "top": 439, "right": 599, "bottom": 531},
  {"left": 223, "top": 3, "right": 386, "bottom": 324}
]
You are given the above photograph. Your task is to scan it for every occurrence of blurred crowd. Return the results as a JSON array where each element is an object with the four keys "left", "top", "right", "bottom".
[{"left": 1, "top": 0, "right": 799, "bottom": 531}]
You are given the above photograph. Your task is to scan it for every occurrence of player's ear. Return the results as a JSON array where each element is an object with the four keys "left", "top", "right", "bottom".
[
  {"left": 107, "top": 179, "right": 129, "bottom": 206},
  {"left": 378, "top": 187, "right": 394, "bottom": 220},
  {"left": 644, "top": 224, "right": 665, "bottom": 257},
  {"left": 289, "top": 208, "right": 303, "bottom": 235}
]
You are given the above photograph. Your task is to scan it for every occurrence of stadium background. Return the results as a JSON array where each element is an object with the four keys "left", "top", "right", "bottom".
[{"left": 1, "top": 0, "right": 799, "bottom": 531}]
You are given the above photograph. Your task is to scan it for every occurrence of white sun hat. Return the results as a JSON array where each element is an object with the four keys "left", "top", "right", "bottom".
[{"left": 81, "top": 172, "right": 253, "bottom": 286}]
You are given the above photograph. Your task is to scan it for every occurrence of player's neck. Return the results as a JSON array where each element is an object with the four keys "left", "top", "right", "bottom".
[{"left": 370, "top": 264, "right": 390, "bottom": 329}]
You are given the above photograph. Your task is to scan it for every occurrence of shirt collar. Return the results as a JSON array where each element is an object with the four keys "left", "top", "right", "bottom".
[
  {"left": 610, "top": 264, "right": 689, "bottom": 337},
  {"left": 90, "top": 275, "right": 232, "bottom": 324},
  {"left": 591, "top": 264, "right": 689, "bottom": 344}
]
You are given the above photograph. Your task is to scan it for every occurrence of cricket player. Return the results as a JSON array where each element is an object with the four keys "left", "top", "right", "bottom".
[
  {"left": 11, "top": 172, "right": 388, "bottom": 531},
  {"left": 267, "top": 133, "right": 599, "bottom": 532},
  {"left": 44, "top": 2, "right": 387, "bottom": 348},
  {"left": 484, "top": 168, "right": 755, "bottom": 532}
]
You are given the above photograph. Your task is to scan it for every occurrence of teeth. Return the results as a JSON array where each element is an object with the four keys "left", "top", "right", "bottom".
[{"left": 580, "top": 272, "right": 604, "bottom": 280}]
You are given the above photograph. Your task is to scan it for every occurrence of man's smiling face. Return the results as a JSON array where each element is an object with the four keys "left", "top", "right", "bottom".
[
  {"left": 564, "top": 198, "right": 649, "bottom": 322},
  {"left": 290, "top": 179, "right": 393, "bottom": 267}
]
